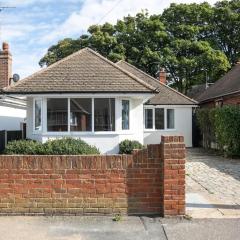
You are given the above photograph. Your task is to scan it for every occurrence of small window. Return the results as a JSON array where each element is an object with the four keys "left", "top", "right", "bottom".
[
  {"left": 145, "top": 109, "right": 153, "bottom": 129},
  {"left": 122, "top": 100, "right": 130, "bottom": 130},
  {"left": 94, "top": 98, "right": 115, "bottom": 131},
  {"left": 47, "top": 98, "right": 68, "bottom": 132},
  {"left": 34, "top": 99, "right": 42, "bottom": 131},
  {"left": 155, "top": 108, "right": 164, "bottom": 130},
  {"left": 167, "top": 109, "right": 175, "bottom": 129},
  {"left": 70, "top": 98, "right": 92, "bottom": 131}
]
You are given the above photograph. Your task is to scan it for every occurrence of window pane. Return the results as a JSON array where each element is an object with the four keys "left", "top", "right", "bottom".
[
  {"left": 167, "top": 109, "right": 175, "bottom": 129},
  {"left": 70, "top": 99, "right": 92, "bottom": 131},
  {"left": 47, "top": 99, "right": 68, "bottom": 132},
  {"left": 94, "top": 98, "right": 115, "bottom": 131},
  {"left": 122, "top": 100, "right": 129, "bottom": 130},
  {"left": 35, "top": 99, "right": 42, "bottom": 131},
  {"left": 155, "top": 108, "right": 164, "bottom": 130},
  {"left": 145, "top": 109, "right": 153, "bottom": 129}
]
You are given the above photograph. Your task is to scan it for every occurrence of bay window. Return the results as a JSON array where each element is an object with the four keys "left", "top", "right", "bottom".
[
  {"left": 94, "top": 98, "right": 115, "bottom": 131},
  {"left": 122, "top": 100, "right": 130, "bottom": 130},
  {"left": 36, "top": 97, "right": 118, "bottom": 133},
  {"left": 70, "top": 98, "right": 92, "bottom": 131},
  {"left": 145, "top": 107, "right": 175, "bottom": 130},
  {"left": 47, "top": 98, "right": 68, "bottom": 132}
]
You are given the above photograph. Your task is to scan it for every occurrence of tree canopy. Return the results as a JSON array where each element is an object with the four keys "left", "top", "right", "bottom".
[{"left": 39, "top": 0, "right": 240, "bottom": 93}]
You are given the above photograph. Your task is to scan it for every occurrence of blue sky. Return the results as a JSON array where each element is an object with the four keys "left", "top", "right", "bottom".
[{"left": 1, "top": 0, "right": 217, "bottom": 79}]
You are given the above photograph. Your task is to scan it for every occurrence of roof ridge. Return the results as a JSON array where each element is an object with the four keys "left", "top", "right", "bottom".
[
  {"left": 4, "top": 48, "right": 89, "bottom": 91},
  {"left": 116, "top": 60, "right": 198, "bottom": 104},
  {"left": 85, "top": 49, "right": 156, "bottom": 92}
]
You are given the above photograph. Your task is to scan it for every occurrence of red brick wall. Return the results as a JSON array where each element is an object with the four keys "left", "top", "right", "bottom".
[
  {"left": 0, "top": 136, "right": 185, "bottom": 216},
  {"left": 200, "top": 93, "right": 240, "bottom": 107}
]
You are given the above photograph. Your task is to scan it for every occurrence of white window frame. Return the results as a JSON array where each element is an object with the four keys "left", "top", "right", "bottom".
[
  {"left": 40, "top": 97, "right": 117, "bottom": 135},
  {"left": 33, "top": 98, "right": 43, "bottom": 133},
  {"left": 144, "top": 106, "right": 176, "bottom": 131}
]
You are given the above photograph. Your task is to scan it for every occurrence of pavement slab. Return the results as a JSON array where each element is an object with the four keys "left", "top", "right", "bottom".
[{"left": 0, "top": 216, "right": 239, "bottom": 240}]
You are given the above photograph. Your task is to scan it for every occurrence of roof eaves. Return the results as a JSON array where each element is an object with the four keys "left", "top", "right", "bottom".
[{"left": 199, "top": 89, "right": 240, "bottom": 103}]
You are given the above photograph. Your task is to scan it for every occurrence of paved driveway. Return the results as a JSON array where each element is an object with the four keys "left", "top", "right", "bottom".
[{"left": 186, "top": 148, "right": 240, "bottom": 218}]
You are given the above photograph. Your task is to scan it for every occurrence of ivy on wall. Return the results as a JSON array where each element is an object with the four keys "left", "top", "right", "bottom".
[{"left": 196, "top": 106, "right": 240, "bottom": 157}]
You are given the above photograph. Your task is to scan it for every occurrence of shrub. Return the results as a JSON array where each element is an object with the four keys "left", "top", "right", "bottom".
[
  {"left": 196, "top": 106, "right": 240, "bottom": 157},
  {"left": 41, "top": 138, "right": 100, "bottom": 155},
  {"left": 4, "top": 140, "right": 43, "bottom": 155},
  {"left": 119, "top": 139, "right": 143, "bottom": 154},
  {"left": 4, "top": 138, "right": 100, "bottom": 155}
]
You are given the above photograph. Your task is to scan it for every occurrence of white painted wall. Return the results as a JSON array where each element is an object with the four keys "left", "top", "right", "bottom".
[
  {"left": 27, "top": 96, "right": 194, "bottom": 153},
  {"left": 27, "top": 96, "right": 147, "bottom": 154},
  {"left": 144, "top": 106, "right": 193, "bottom": 147},
  {"left": 0, "top": 105, "right": 26, "bottom": 130}
]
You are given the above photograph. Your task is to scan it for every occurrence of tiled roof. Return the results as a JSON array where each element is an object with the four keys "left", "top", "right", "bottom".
[
  {"left": 2, "top": 48, "right": 155, "bottom": 94},
  {"left": 116, "top": 61, "right": 197, "bottom": 105},
  {"left": 197, "top": 63, "right": 240, "bottom": 103},
  {"left": 187, "top": 84, "right": 207, "bottom": 100}
]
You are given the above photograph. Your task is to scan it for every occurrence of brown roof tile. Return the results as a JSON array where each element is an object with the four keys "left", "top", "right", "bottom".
[
  {"left": 2, "top": 48, "right": 155, "bottom": 94},
  {"left": 116, "top": 61, "right": 197, "bottom": 105}
]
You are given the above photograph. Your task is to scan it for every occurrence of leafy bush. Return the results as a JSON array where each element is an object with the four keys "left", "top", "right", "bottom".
[
  {"left": 196, "top": 106, "right": 240, "bottom": 157},
  {"left": 4, "top": 138, "right": 100, "bottom": 155},
  {"left": 119, "top": 139, "right": 143, "bottom": 154},
  {"left": 41, "top": 138, "right": 100, "bottom": 155}
]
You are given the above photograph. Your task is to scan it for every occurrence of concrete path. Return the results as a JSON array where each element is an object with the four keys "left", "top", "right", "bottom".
[
  {"left": 186, "top": 148, "right": 240, "bottom": 218},
  {"left": 0, "top": 216, "right": 239, "bottom": 240}
]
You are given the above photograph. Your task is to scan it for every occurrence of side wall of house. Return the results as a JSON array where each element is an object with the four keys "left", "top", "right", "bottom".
[
  {"left": 144, "top": 106, "right": 193, "bottom": 147},
  {"left": 0, "top": 105, "right": 26, "bottom": 130},
  {"left": 27, "top": 97, "right": 145, "bottom": 154}
]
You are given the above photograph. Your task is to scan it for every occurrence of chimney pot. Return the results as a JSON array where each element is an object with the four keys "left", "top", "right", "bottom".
[
  {"left": 159, "top": 67, "right": 167, "bottom": 85},
  {"left": 2, "top": 42, "right": 9, "bottom": 51}
]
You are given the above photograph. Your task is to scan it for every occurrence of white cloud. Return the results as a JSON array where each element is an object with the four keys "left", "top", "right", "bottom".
[{"left": 42, "top": 0, "right": 218, "bottom": 43}]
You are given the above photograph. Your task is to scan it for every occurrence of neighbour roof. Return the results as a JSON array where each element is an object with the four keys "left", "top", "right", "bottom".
[
  {"left": 2, "top": 48, "right": 155, "bottom": 94},
  {"left": 116, "top": 61, "right": 197, "bottom": 105},
  {"left": 187, "top": 84, "right": 207, "bottom": 100},
  {"left": 197, "top": 63, "right": 240, "bottom": 103}
]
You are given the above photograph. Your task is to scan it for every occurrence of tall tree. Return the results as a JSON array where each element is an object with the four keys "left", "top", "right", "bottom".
[{"left": 39, "top": 3, "right": 234, "bottom": 93}]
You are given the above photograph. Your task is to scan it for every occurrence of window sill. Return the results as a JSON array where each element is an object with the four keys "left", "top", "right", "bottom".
[
  {"left": 40, "top": 131, "right": 134, "bottom": 136},
  {"left": 144, "top": 129, "right": 177, "bottom": 133}
]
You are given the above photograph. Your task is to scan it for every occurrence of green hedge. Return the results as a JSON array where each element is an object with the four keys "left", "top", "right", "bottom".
[
  {"left": 196, "top": 106, "right": 240, "bottom": 157},
  {"left": 119, "top": 139, "right": 143, "bottom": 154},
  {"left": 4, "top": 138, "right": 100, "bottom": 155}
]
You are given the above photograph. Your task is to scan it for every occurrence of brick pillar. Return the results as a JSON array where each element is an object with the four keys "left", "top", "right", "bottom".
[
  {"left": 161, "top": 136, "right": 185, "bottom": 216},
  {"left": 0, "top": 42, "right": 12, "bottom": 89}
]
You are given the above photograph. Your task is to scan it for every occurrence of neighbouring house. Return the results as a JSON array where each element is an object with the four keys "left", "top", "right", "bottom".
[
  {"left": 0, "top": 42, "right": 26, "bottom": 131},
  {"left": 0, "top": 47, "right": 197, "bottom": 153},
  {"left": 196, "top": 62, "right": 240, "bottom": 107}
]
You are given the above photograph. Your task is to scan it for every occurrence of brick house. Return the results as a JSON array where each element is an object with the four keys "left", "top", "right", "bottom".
[{"left": 197, "top": 62, "right": 240, "bottom": 107}]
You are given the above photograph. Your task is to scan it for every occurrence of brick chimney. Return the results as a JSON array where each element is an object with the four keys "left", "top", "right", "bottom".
[
  {"left": 159, "top": 68, "right": 167, "bottom": 85},
  {"left": 0, "top": 42, "right": 12, "bottom": 89}
]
